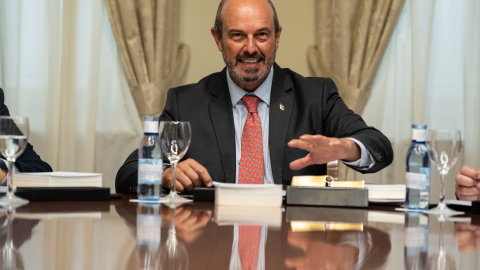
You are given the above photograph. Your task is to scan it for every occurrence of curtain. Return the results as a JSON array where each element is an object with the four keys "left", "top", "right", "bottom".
[
  {"left": 362, "top": 0, "right": 480, "bottom": 204},
  {"left": 0, "top": 0, "right": 141, "bottom": 190},
  {"left": 308, "top": 0, "right": 405, "bottom": 180},
  {"left": 104, "top": 0, "right": 189, "bottom": 117}
]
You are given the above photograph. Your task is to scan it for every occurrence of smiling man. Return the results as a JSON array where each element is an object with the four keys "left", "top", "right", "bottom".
[{"left": 115, "top": 0, "right": 394, "bottom": 194}]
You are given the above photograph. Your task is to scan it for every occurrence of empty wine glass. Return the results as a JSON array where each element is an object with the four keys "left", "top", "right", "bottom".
[
  {"left": 0, "top": 116, "right": 29, "bottom": 208},
  {"left": 425, "top": 130, "right": 462, "bottom": 216},
  {"left": 159, "top": 121, "right": 192, "bottom": 204}
]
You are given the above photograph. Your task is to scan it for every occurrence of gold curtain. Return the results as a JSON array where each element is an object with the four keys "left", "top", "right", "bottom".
[
  {"left": 308, "top": 0, "right": 405, "bottom": 180},
  {"left": 105, "top": 0, "right": 189, "bottom": 117}
]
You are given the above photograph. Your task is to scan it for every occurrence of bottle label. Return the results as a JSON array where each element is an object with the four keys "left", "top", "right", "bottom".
[
  {"left": 137, "top": 214, "right": 161, "bottom": 243},
  {"left": 405, "top": 227, "right": 426, "bottom": 247},
  {"left": 144, "top": 121, "right": 159, "bottom": 134},
  {"left": 412, "top": 129, "right": 427, "bottom": 142},
  {"left": 406, "top": 172, "right": 427, "bottom": 189},
  {"left": 138, "top": 159, "right": 162, "bottom": 183}
]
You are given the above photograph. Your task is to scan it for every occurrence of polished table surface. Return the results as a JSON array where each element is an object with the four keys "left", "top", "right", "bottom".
[{"left": 1, "top": 194, "right": 479, "bottom": 270}]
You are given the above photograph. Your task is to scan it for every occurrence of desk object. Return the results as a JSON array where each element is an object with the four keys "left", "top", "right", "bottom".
[
  {"left": 7, "top": 187, "right": 111, "bottom": 201},
  {"left": 193, "top": 187, "right": 215, "bottom": 202},
  {"left": 286, "top": 175, "right": 368, "bottom": 207}
]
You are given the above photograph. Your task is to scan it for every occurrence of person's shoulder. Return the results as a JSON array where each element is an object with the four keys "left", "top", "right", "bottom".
[
  {"left": 171, "top": 69, "right": 225, "bottom": 93},
  {"left": 275, "top": 64, "right": 334, "bottom": 87}
]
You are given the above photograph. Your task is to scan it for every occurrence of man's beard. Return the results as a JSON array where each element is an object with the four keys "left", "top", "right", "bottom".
[{"left": 223, "top": 45, "right": 276, "bottom": 83}]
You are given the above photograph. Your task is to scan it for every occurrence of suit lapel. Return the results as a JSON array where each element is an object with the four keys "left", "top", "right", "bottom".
[
  {"left": 209, "top": 69, "right": 236, "bottom": 183},
  {"left": 269, "top": 64, "right": 295, "bottom": 184}
]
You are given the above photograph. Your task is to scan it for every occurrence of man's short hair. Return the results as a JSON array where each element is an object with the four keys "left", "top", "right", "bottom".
[{"left": 214, "top": 0, "right": 280, "bottom": 38}]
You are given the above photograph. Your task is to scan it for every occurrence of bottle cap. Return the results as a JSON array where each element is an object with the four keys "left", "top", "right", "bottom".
[{"left": 143, "top": 116, "right": 160, "bottom": 134}]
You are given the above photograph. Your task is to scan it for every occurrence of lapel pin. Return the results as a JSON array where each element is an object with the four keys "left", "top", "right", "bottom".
[{"left": 279, "top": 103, "right": 285, "bottom": 111}]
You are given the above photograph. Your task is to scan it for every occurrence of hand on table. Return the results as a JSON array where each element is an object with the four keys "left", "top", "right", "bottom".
[
  {"left": 455, "top": 165, "right": 480, "bottom": 201},
  {"left": 162, "top": 158, "right": 213, "bottom": 192},
  {"left": 288, "top": 134, "right": 361, "bottom": 170}
]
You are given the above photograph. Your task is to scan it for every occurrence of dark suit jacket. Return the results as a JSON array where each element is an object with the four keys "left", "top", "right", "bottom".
[
  {"left": 116, "top": 64, "right": 393, "bottom": 192},
  {"left": 0, "top": 88, "right": 52, "bottom": 173}
]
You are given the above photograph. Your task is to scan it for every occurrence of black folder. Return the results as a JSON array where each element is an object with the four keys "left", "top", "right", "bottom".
[{"left": 1, "top": 187, "right": 111, "bottom": 201}]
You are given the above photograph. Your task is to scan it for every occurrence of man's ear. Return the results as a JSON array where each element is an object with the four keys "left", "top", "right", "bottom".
[{"left": 211, "top": 27, "right": 223, "bottom": 52}]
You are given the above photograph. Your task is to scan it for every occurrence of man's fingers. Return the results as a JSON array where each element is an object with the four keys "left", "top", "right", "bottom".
[
  {"left": 162, "top": 159, "right": 213, "bottom": 192},
  {"left": 456, "top": 173, "right": 477, "bottom": 188},
  {"left": 289, "top": 155, "right": 313, "bottom": 170},
  {"left": 461, "top": 165, "right": 480, "bottom": 179},
  {"left": 186, "top": 159, "right": 213, "bottom": 187}
]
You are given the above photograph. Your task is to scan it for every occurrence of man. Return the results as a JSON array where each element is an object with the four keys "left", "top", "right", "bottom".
[
  {"left": 0, "top": 87, "right": 52, "bottom": 181},
  {"left": 115, "top": 0, "right": 393, "bottom": 193},
  {"left": 455, "top": 165, "right": 480, "bottom": 201}
]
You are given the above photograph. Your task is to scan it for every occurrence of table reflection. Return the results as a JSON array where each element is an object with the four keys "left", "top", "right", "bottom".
[
  {"left": 136, "top": 204, "right": 161, "bottom": 270},
  {"left": 0, "top": 209, "right": 25, "bottom": 270},
  {"left": 284, "top": 224, "right": 391, "bottom": 270},
  {"left": 454, "top": 221, "right": 480, "bottom": 253}
]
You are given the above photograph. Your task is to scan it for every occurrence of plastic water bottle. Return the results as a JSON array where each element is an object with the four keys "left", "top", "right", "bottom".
[
  {"left": 138, "top": 116, "right": 162, "bottom": 201},
  {"left": 404, "top": 212, "right": 428, "bottom": 270},
  {"left": 405, "top": 124, "right": 430, "bottom": 210},
  {"left": 136, "top": 203, "right": 161, "bottom": 269}
]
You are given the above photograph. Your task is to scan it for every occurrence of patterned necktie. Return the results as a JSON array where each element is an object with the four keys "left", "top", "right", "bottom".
[{"left": 239, "top": 95, "right": 264, "bottom": 184}]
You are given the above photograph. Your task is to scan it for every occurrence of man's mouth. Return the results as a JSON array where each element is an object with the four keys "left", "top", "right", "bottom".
[{"left": 238, "top": 58, "right": 262, "bottom": 64}]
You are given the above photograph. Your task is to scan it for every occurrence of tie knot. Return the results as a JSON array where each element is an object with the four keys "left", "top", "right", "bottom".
[{"left": 241, "top": 95, "right": 259, "bottom": 113}]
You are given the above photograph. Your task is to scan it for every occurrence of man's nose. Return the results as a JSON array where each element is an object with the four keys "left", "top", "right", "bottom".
[{"left": 244, "top": 36, "right": 257, "bottom": 55}]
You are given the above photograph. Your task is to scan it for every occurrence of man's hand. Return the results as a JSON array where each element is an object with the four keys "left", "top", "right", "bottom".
[
  {"left": 288, "top": 134, "right": 361, "bottom": 170},
  {"left": 162, "top": 158, "right": 213, "bottom": 192},
  {"left": 0, "top": 169, "right": 6, "bottom": 182},
  {"left": 455, "top": 165, "right": 480, "bottom": 201}
]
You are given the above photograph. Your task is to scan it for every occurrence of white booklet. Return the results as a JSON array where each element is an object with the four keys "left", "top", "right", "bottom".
[
  {"left": 364, "top": 184, "right": 406, "bottom": 203},
  {"left": 12, "top": 171, "right": 103, "bottom": 187},
  {"left": 213, "top": 181, "right": 283, "bottom": 207}
]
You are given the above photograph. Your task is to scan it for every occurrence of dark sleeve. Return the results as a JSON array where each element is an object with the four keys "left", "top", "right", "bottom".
[
  {"left": 0, "top": 88, "right": 53, "bottom": 173},
  {"left": 115, "top": 149, "right": 139, "bottom": 194},
  {"left": 321, "top": 79, "right": 394, "bottom": 173}
]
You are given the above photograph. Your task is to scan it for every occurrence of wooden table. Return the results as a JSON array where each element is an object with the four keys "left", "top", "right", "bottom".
[{"left": 1, "top": 194, "right": 479, "bottom": 269}]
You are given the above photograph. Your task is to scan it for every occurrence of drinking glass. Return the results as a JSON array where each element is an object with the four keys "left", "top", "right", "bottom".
[
  {"left": 425, "top": 130, "right": 462, "bottom": 215},
  {"left": 0, "top": 116, "right": 29, "bottom": 207},
  {"left": 159, "top": 121, "right": 192, "bottom": 204}
]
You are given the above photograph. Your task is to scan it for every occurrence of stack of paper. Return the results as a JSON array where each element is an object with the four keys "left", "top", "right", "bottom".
[
  {"left": 13, "top": 172, "right": 102, "bottom": 187},
  {"left": 364, "top": 184, "right": 405, "bottom": 203},
  {"left": 213, "top": 181, "right": 282, "bottom": 207},
  {"left": 212, "top": 181, "right": 283, "bottom": 227}
]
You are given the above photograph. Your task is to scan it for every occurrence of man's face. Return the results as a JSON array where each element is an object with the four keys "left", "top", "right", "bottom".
[{"left": 212, "top": 0, "right": 282, "bottom": 91}]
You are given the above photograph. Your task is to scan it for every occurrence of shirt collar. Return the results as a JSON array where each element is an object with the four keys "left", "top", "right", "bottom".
[{"left": 227, "top": 67, "right": 273, "bottom": 107}]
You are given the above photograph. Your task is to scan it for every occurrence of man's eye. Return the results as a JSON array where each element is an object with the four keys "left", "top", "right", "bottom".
[
  {"left": 231, "top": 33, "right": 243, "bottom": 40},
  {"left": 257, "top": 32, "right": 268, "bottom": 40}
]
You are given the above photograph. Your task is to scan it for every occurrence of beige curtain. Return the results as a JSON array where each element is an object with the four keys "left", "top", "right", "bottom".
[
  {"left": 308, "top": 0, "right": 405, "bottom": 180},
  {"left": 105, "top": 0, "right": 189, "bottom": 117}
]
